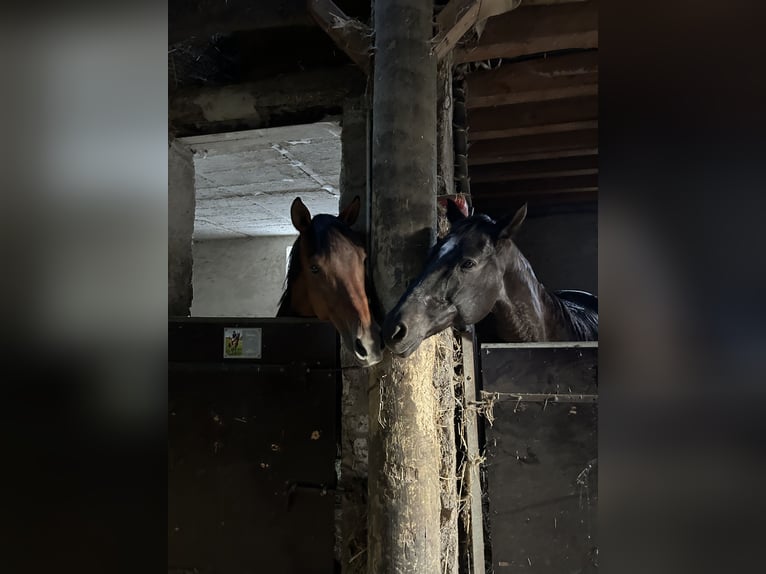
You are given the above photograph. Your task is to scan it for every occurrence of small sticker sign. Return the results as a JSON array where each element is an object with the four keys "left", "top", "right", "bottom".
[{"left": 223, "top": 327, "right": 262, "bottom": 359}]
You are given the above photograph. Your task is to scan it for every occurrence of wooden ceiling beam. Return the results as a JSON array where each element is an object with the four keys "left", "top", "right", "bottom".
[
  {"left": 466, "top": 50, "right": 597, "bottom": 108},
  {"left": 469, "top": 147, "right": 598, "bottom": 165},
  {"left": 468, "top": 129, "right": 598, "bottom": 166},
  {"left": 469, "top": 119, "right": 597, "bottom": 141},
  {"left": 456, "top": 0, "right": 598, "bottom": 63},
  {"left": 472, "top": 173, "right": 598, "bottom": 196},
  {"left": 469, "top": 154, "right": 598, "bottom": 183},
  {"left": 468, "top": 95, "right": 598, "bottom": 133},
  {"left": 432, "top": 0, "right": 522, "bottom": 60},
  {"left": 474, "top": 189, "right": 598, "bottom": 212},
  {"left": 169, "top": 66, "right": 365, "bottom": 137},
  {"left": 308, "top": 0, "right": 372, "bottom": 73}
]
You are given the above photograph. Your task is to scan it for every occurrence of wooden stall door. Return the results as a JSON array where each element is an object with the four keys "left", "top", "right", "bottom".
[
  {"left": 168, "top": 319, "right": 340, "bottom": 574},
  {"left": 480, "top": 343, "right": 598, "bottom": 573}
]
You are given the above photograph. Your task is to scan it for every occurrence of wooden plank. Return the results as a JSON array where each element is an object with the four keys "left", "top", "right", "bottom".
[
  {"left": 433, "top": 1, "right": 482, "bottom": 60},
  {"left": 433, "top": 0, "right": 522, "bottom": 60},
  {"left": 468, "top": 129, "right": 598, "bottom": 166},
  {"left": 460, "top": 331, "right": 486, "bottom": 574},
  {"left": 481, "top": 344, "right": 597, "bottom": 395},
  {"left": 473, "top": 173, "right": 599, "bottom": 197},
  {"left": 469, "top": 155, "right": 598, "bottom": 183},
  {"left": 484, "top": 402, "right": 598, "bottom": 572},
  {"left": 474, "top": 189, "right": 598, "bottom": 211},
  {"left": 456, "top": 0, "right": 598, "bottom": 63},
  {"left": 480, "top": 344, "right": 598, "bottom": 572},
  {"left": 470, "top": 119, "right": 597, "bottom": 141},
  {"left": 168, "top": 318, "right": 340, "bottom": 574},
  {"left": 466, "top": 51, "right": 598, "bottom": 108},
  {"left": 471, "top": 147, "right": 598, "bottom": 165},
  {"left": 308, "top": 0, "right": 372, "bottom": 73},
  {"left": 467, "top": 95, "right": 598, "bottom": 134}
]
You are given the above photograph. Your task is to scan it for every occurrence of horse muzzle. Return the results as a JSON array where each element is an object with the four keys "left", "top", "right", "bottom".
[{"left": 346, "top": 325, "right": 383, "bottom": 367}]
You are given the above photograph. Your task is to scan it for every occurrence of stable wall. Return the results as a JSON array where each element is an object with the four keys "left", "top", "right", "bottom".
[
  {"left": 169, "top": 139, "right": 196, "bottom": 316},
  {"left": 514, "top": 209, "right": 597, "bottom": 296},
  {"left": 191, "top": 235, "right": 296, "bottom": 317}
]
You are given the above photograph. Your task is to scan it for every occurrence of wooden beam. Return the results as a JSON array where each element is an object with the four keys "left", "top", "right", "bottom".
[
  {"left": 468, "top": 129, "right": 598, "bottom": 165},
  {"left": 474, "top": 188, "right": 598, "bottom": 210},
  {"left": 456, "top": 0, "right": 598, "bottom": 63},
  {"left": 369, "top": 1, "right": 442, "bottom": 573},
  {"left": 308, "top": 0, "right": 372, "bottom": 73},
  {"left": 470, "top": 119, "right": 597, "bottom": 141},
  {"left": 459, "top": 330, "right": 486, "bottom": 574},
  {"left": 469, "top": 154, "right": 598, "bottom": 183},
  {"left": 432, "top": 0, "right": 521, "bottom": 60},
  {"left": 471, "top": 147, "right": 598, "bottom": 165},
  {"left": 468, "top": 95, "right": 598, "bottom": 134},
  {"left": 466, "top": 50, "right": 597, "bottom": 108},
  {"left": 169, "top": 66, "right": 365, "bottom": 137},
  {"left": 472, "top": 173, "right": 598, "bottom": 196}
]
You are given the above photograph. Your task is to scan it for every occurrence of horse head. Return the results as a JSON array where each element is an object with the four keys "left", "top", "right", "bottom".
[
  {"left": 382, "top": 201, "right": 527, "bottom": 357},
  {"left": 282, "top": 196, "right": 383, "bottom": 367}
]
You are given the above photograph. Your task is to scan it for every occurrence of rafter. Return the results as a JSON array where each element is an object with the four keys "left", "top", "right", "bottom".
[
  {"left": 456, "top": 0, "right": 598, "bottom": 63},
  {"left": 308, "top": 0, "right": 372, "bottom": 72},
  {"left": 432, "top": 0, "right": 522, "bottom": 60}
]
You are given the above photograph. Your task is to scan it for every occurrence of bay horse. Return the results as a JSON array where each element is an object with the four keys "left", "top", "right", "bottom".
[
  {"left": 382, "top": 200, "right": 598, "bottom": 357},
  {"left": 277, "top": 196, "right": 383, "bottom": 366}
]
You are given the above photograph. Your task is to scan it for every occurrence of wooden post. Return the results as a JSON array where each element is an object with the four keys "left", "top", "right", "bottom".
[
  {"left": 436, "top": 55, "right": 460, "bottom": 574},
  {"left": 459, "top": 330, "right": 486, "bottom": 574},
  {"left": 368, "top": 0, "right": 440, "bottom": 572}
]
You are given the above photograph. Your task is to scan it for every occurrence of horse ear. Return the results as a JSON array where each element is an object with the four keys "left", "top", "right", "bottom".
[
  {"left": 446, "top": 199, "right": 467, "bottom": 224},
  {"left": 339, "top": 196, "right": 361, "bottom": 226},
  {"left": 291, "top": 197, "right": 312, "bottom": 233},
  {"left": 497, "top": 203, "right": 527, "bottom": 242}
]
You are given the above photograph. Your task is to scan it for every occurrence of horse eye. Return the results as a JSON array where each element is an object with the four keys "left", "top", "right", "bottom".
[
  {"left": 310, "top": 264, "right": 320, "bottom": 274},
  {"left": 461, "top": 259, "right": 476, "bottom": 270}
]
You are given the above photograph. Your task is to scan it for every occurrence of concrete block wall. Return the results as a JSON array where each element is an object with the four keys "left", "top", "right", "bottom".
[{"left": 191, "top": 234, "right": 296, "bottom": 317}]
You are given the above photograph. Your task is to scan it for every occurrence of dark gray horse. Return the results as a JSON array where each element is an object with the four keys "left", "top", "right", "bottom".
[{"left": 382, "top": 201, "right": 597, "bottom": 357}]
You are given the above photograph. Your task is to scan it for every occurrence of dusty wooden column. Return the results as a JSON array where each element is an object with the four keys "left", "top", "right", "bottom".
[
  {"left": 339, "top": 95, "right": 372, "bottom": 574},
  {"left": 368, "top": 0, "right": 440, "bottom": 572}
]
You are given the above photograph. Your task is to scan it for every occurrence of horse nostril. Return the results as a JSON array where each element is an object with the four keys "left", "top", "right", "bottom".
[
  {"left": 354, "top": 338, "right": 368, "bottom": 358},
  {"left": 390, "top": 322, "right": 407, "bottom": 343}
]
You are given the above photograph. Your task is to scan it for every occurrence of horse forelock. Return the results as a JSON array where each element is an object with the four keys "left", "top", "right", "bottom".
[{"left": 311, "top": 214, "right": 364, "bottom": 254}]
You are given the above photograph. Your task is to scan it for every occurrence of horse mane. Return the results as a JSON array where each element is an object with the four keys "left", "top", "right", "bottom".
[
  {"left": 276, "top": 233, "right": 304, "bottom": 316},
  {"left": 550, "top": 292, "right": 599, "bottom": 341},
  {"left": 277, "top": 215, "right": 365, "bottom": 317}
]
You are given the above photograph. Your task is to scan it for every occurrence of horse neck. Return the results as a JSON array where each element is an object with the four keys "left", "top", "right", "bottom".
[{"left": 493, "top": 243, "right": 562, "bottom": 342}]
